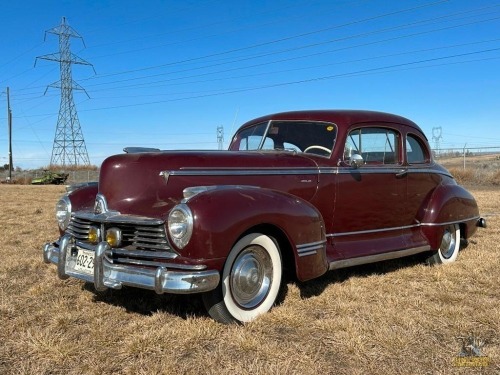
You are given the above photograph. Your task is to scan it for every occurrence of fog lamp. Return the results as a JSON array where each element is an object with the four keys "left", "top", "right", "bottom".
[
  {"left": 106, "top": 227, "right": 122, "bottom": 248},
  {"left": 88, "top": 226, "right": 101, "bottom": 244}
]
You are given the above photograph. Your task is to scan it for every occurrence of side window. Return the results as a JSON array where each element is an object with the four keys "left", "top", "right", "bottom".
[
  {"left": 344, "top": 128, "right": 399, "bottom": 165},
  {"left": 406, "top": 134, "right": 429, "bottom": 164}
]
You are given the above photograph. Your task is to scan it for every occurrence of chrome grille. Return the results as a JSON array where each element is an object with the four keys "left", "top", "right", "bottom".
[
  {"left": 67, "top": 217, "right": 91, "bottom": 241},
  {"left": 66, "top": 215, "right": 173, "bottom": 253}
]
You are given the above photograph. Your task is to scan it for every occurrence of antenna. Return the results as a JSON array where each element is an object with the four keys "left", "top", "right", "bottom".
[{"left": 35, "top": 17, "right": 94, "bottom": 167}]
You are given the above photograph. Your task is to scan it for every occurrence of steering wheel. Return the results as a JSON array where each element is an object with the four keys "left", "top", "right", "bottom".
[{"left": 303, "top": 145, "right": 331, "bottom": 155}]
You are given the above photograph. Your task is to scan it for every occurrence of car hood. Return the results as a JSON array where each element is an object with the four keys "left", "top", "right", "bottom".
[{"left": 98, "top": 150, "right": 321, "bottom": 218}]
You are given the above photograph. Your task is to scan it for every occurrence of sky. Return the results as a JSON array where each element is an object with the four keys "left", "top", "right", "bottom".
[{"left": 0, "top": 0, "right": 499, "bottom": 169}]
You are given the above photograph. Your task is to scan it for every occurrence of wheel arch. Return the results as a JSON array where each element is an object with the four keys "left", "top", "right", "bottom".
[
  {"left": 419, "top": 184, "right": 479, "bottom": 250},
  {"left": 237, "top": 223, "right": 296, "bottom": 282},
  {"left": 182, "top": 186, "right": 328, "bottom": 282}
]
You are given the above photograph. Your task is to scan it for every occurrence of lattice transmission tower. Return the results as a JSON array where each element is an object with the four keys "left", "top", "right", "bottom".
[
  {"left": 217, "top": 126, "right": 224, "bottom": 150},
  {"left": 432, "top": 127, "right": 443, "bottom": 155},
  {"left": 36, "top": 17, "right": 94, "bottom": 167}
]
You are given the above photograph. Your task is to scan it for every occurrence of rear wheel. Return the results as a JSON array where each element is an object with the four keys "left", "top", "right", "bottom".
[
  {"left": 427, "top": 224, "right": 460, "bottom": 265},
  {"left": 203, "top": 233, "right": 282, "bottom": 324}
]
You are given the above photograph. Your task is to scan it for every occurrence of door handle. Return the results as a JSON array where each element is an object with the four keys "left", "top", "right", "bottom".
[{"left": 396, "top": 169, "right": 408, "bottom": 178}]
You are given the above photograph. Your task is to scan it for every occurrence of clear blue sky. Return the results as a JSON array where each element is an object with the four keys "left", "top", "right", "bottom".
[{"left": 1, "top": 0, "right": 499, "bottom": 169}]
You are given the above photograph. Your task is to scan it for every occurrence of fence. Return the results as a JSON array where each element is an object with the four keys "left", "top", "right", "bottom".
[
  {"left": 1, "top": 169, "right": 100, "bottom": 185},
  {"left": 432, "top": 146, "right": 500, "bottom": 170}
]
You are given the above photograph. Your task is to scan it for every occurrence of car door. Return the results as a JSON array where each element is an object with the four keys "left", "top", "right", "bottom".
[{"left": 331, "top": 125, "right": 407, "bottom": 259}]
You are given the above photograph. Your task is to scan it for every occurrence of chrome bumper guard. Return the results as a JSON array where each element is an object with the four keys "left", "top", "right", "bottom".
[{"left": 43, "top": 234, "right": 220, "bottom": 294}]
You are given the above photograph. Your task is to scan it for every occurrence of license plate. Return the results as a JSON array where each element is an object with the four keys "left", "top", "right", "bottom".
[{"left": 74, "top": 248, "right": 95, "bottom": 275}]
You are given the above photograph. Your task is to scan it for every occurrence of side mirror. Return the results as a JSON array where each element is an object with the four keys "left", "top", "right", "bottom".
[{"left": 349, "top": 153, "right": 364, "bottom": 169}]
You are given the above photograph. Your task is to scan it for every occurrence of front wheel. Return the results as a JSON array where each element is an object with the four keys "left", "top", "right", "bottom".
[
  {"left": 427, "top": 224, "right": 461, "bottom": 265},
  {"left": 203, "top": 233, "right": 282, "bottom": 324}
]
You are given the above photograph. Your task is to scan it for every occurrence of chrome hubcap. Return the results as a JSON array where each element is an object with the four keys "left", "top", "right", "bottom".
[
  {"left": 230, "top": 245, "right": 273, "bottom": 309},
  {"left": 440, "top": 226, "right": 456, "bottom": 259}
]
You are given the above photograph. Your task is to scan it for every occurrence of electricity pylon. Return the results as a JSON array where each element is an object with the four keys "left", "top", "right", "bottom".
[
  {"left": 217, "top": 126, "right": 224, "bottom": 150},
  {"left": 36, "top": 17, "right": 94, "bottom": 167}
]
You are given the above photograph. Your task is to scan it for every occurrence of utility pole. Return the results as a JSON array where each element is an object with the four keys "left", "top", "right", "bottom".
[
  {"left": 6, "top": 87, "right": 13, "bottom": 182},
  {"left": 36, "top": 17, "right": 94, "bottom": 167}
]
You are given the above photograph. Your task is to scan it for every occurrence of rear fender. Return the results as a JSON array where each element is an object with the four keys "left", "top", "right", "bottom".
[
  {"left": 181, "top": 186, "right": 328, "bottom": 282},
  {"left": 419, "top": 184, "right": 479, "bottom": 249}
]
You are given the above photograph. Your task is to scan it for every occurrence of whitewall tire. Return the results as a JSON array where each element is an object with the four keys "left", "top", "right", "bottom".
[
  {"left": 203, "top": 233, "right": 282, "bottom": 324},
  {"left": 427, "top": 224, "right": 461, "bottom": 265}
]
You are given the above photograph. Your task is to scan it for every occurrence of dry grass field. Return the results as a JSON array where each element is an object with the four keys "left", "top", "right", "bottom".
[{"left": 0, "top": 184, "right": 498, "bottom": 375}]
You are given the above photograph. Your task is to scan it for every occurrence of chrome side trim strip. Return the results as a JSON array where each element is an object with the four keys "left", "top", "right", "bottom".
[
  {"left": 162, "top": 168, "right": 320, "bottom": 178},
  {"left": 420, "top": 216, "right": 480, "bottom": 227},
  {"left": 182, "top": 185, "right": 260, "bottom": 201},
  {"left": 327, "top": 216, "right": 480, "bottom": 238},
  {"left": 296, "top": 240, "right": 326, "bottom": 257},
  {"left": 160, "top": 167, "right": 453, "bottom": 180},
  {"left": 327, "top": 224, "right": 417, "bottom": 238},
  {"left": 329, "top": 245, "right": 430, "bottom": 270}
]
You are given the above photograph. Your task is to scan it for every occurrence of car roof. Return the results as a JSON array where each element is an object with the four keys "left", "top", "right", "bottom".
[{"left": 239, "top": 110, "right": 424, "bottom": 135}]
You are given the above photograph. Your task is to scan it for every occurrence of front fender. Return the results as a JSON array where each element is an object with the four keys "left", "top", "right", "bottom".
[
  {"left": 68, "top": 184, "right": 99, "bottom": 211},
  {"left": 180, "top": 187, "right": 328, "bottom": 282},
  {"left": 419, "top": 184, "right": 479, "bottom": 249},
  {"left": 57, "top": 184, "right": 98, "bottom": 236}
]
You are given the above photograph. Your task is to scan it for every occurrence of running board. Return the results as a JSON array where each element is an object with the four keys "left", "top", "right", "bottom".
[{"left": 329, "top": 246, "right": 431, "bottom": 271}]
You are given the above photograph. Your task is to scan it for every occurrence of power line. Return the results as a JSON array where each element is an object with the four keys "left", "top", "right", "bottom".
[
  {"left": 77, "top": 12, "right": 500, "bottom": 91},
  {"left": 80, "top": 0, "right": 454, "bottom": 80}
]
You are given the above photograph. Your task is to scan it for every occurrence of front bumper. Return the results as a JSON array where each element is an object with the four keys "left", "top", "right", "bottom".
[{"left": 43, "top": 234, "right": 220, "bottom": 294}]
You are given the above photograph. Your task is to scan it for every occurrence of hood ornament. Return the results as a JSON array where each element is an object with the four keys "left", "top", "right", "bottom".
[{"left": 94, "top": 194, "right": 108, "bottom": 214}]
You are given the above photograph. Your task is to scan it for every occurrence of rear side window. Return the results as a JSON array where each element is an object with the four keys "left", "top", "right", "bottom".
[
  {"left": 344, "top": 127, "right": 400, "bottom": 165},
  {"left": 406, "top": 134, "right": 429, "bottom": 164}
]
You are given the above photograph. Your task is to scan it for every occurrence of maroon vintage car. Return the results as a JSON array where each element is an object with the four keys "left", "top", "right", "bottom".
[{"left": 43, "top": 110, "right": 486, "bottom": 323}]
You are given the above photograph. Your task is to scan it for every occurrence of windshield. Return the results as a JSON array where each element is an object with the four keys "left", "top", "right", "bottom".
[{"left": 230, "top": 120, "right": 337, "bottom": 157}]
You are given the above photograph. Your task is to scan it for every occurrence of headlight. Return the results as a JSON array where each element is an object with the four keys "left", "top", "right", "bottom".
[
  {"left": 55, "top": 196, "right": 72, "bottom": 230},
  {"left": 168, "top": 204, "right": 193, "bottom": 249}
]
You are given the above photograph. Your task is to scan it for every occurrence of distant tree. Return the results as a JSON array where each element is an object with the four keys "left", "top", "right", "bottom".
[
  {"left": 2, "top": 164, "right": 8, "bottom": 170},
  {"left": 15, "top": 166, "right": 22, "bottom": 172}
]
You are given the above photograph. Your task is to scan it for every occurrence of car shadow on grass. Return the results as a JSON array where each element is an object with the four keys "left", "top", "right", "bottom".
[
  {"left": 293, "top": 253, "right": 430, "bottom": 300},
  {"left": 82, "top": 283, "right": 208, "bottom": 319},
  {"left": 80, "top": 250, "right": 461, "bottom": 319}
]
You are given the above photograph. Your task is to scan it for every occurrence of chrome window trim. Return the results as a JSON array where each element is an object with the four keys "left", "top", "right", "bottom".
[{"left": 257, "top": 120, "right": 273, "bottom": 150}]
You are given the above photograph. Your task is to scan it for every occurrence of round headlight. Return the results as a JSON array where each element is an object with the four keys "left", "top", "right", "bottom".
[
  {"left": 168, "top": 204, "right": 193, "bottom": 249},
  {"left": 56, "top": 196, "right": 72, "bottom": 230}
]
